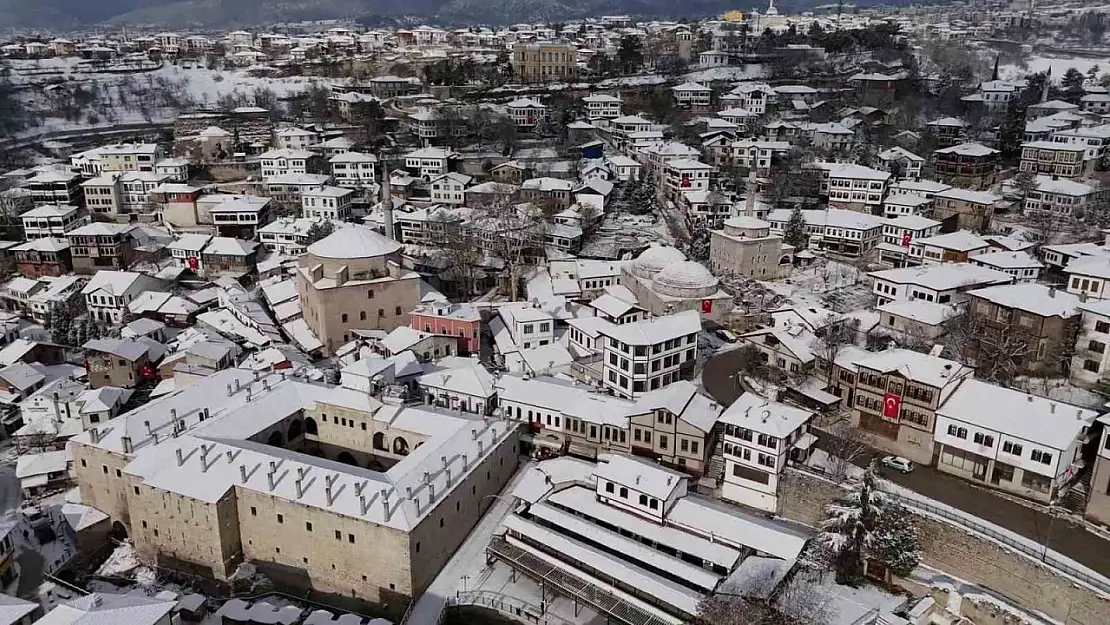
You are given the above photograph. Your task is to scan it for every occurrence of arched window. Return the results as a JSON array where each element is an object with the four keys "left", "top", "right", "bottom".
[
  {"left": 360, "top": 311, "right": 367, "bottom": 321},
  {"left": 393, "top": 436, "right": 410, "bottom": 456},
  {"left": 395, "top": 306, "right": 402, "bottom": 315},
  {"left": 267, "top": 430, "right": 284, "bottom": 447},
  {"left": 367, "top": 290, "right": 375, "bottom": 299},
  {"left": 378, "top": 308, "right": 385, "bottom": 317},
  {"left": 304, "top": 417, "right": 318, "bottom": 435},
  {"left": 373, "top": 432, "right": 386, "bottom": 450},
  {"left": 341, "top": 313, "right": 348, "bottom": 323}
]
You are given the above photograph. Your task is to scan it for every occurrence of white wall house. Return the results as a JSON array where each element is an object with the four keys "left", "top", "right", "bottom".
[
  {"left": 597, "top": 311, "right": 701, "bottom": 399},
  {"left": 330, "top": 152, "right": 378, "bottom": 189},
  {"left": 934, "top": 379, "right": 1096, "bottom": 503},
  {"left": 718, "top": 393, "right": 814, "bottom": 512},
  {"left": 429, "top": 173, "right": 472, "bottom": 206},
  {"left": 583, "top": 93, "right": 622, "bottom": 121},
  {"left": 594, "top": 454, "right": 688, "bottom": 523},
  {"left": 1072, "top": 299, "right": 1110, "bottom": 388}
]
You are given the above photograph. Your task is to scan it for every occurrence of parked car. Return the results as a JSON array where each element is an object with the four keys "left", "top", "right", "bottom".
[{"left": 881, "top": 455, "right": 914, "bottom": 474}]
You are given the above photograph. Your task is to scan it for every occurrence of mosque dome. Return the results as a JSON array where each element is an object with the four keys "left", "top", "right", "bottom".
[
  {"left": 632, "top": 244, "right": 686, "bottom": 279},
  {"left": 653, "top": 261, "right": 719, "bottom": 298}
]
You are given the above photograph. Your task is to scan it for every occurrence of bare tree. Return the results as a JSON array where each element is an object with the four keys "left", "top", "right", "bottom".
[
  {"left": 822, "top": 422, "right": 875, "bottom": 483},
  {"left": 431, "top": 212, "right": 485, "bottom": 299},
  {"left": 811, "top": 318, "right": 862, "bottom": 383}
]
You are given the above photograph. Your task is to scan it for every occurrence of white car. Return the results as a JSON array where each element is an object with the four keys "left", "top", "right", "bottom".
[{"left": 881, "top": 455, "right": 914, "bottom": 474}]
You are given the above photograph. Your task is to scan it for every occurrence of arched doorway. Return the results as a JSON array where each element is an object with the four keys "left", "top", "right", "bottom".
[
  {"left": 373, "top": 432, "right": 386, "bottom": 450},
  {"left": 304, "top": 417, "right": 318, "bottom": 436},
  {"left": 336, "top": 451, "right": 358, "bottom": 466},
  {"left": 267, "top": 430, "right": 284, "bottom": 447},
  {"left": 392, "top": 436, "right": 409, "bottom": 456},
  {"left": 110, "top": 521, "right": 128, "bottom": 541},
  {"left": 287, "top": 419, "right": 303, "bottom": 441}
]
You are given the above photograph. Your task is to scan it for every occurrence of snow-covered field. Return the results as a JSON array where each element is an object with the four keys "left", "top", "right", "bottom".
[{"left": 1001, "top": 54, "right": 1110, "bottom": 81}]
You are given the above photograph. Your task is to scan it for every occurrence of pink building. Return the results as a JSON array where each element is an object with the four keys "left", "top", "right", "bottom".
[{"left": 410, "top": 302, "right": 482, "bottom": 355}]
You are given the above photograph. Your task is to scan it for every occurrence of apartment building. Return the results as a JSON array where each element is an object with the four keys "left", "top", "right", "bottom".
[
  {"left": 709, "top": 216, "right": 792, "bottom": 280},
  {"left": 1020, "top": 141, "right": 1090, "bottom": 179},
  {"left": 82, "top": 172, "right": 169, "bottom": 216},
  {"left": 68, "top": 369, "right": 518, "bottom": 604},
  {"left": 512, "top": 42, "right": 577, "bottom": 83},
  {"left": 845, "top": 348, "right": 973, "bottom": 464},
  {"left": 935, "top": 380, "right": 1095, "bottom": 503},
  {"left": 596, "top": 311, "right": 701, "bottom": 399},
  {"left": 21, "top": 204, "right": 87, "bottom": 239},
  {"left": 932, "top": 142, "right": 1000, "bottom": 189},
  {"left": 296, "top": 226, "right": 421, "bottom": 355},
  {"left": 330, "top": 152, "right": 378, "bottom": 190},
  {"left": 765, "top": 208, "right": 885, "bottom": 259},
  {"left": 67, "top": 222, "right": 136, "bottom": 274},
  {"left": 1024, "top": 175, "right": 1094, "bottom": 217},
  {"left": 966, "top": 283, "right": 1081, "bottom": 374},
  {"left": 870, "top": 263, "right": 1014, "bottom": 306},
  {"left": 932, "top": 188, "right": 1000, "bottom": 232},
  {"left": 301, "top": 186, "right": 354, "bottom": 221},
  {"left": 582, "top": 93, "right": 622, "bottom": 121},
  {"left": 718, "top": 393, "right": 814, "bottom": 512},
  {"left": 816, "top": 163, "right": 890, "bottom": 213}
]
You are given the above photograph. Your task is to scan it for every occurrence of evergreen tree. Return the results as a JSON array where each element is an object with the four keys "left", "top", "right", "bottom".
[
  {"left": 305, "top": 220, "right": 336, "bottom": 245},
  {"left": 685, "top": 221, "right": 711, "bottom": 262},
  {"left": 872, "top": 501, "right": 921, "bottom": 578},
  {"left": 1062, "top": 67, "right": 1086, "bottom": 92},
  {"left": 819, "top": 465, "right": 887, "bottom": 585},
  {"left": 783, "top": 207, "right": 808, "bottom": 249}
]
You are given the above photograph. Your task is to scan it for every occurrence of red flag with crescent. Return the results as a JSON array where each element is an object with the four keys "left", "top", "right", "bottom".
[{"left": 882, "top": 393, "right": 901, "bottom": 420}]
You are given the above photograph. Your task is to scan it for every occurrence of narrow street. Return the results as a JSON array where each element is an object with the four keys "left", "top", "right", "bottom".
[{"left": 701, "top": 351, "right": 1110, "bottom": 577}]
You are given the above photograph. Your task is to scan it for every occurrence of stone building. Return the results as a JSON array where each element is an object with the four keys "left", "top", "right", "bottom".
[
  {"left": 511, "top": 42, "right": 576, "bottom": 83},
  {"left": 296, "top": 226, "right": 422, "bottom": 356},
  {"left": 709, "top": 216, "right": 793, "bottom": 281},
  {"left": 68, "top": 369, "right": 519, "bottom": 608},
  {"left": 620, "top": 245, "right": 732, "bottom": 323}
]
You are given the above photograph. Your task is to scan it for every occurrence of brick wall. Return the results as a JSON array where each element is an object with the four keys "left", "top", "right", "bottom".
[{"left": 778, "top": 468, "right": 1110, "bottom": 624}]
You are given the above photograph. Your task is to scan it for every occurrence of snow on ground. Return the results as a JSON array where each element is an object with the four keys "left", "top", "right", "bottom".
[
  {"left": 912, "top": 566, "right": 1061, "bottom": 625},
  {"left": 762, "top": 259, "right": 869, "bottom": 313},
  {"left": 1011, "top": 376, "right": 1106, "bottom": 410},
  {"left": 807, "top": 570, "right": 906, "bottom": 625},
  {"left": 1002, "top": 55, "right": 1110, "bottom": 81},
  {"left": 95, "top": 540, "right": 142, "bottom": 577}
]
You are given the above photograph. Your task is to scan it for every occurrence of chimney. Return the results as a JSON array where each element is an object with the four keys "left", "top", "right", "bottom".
[
  {"left": 121, "top": 436, "right": 133, "bottom": 454},
  {"left": 144, "top": 420, "right": 152, "bottom": 435},
  {"left": 269, "top": 461, "right": 277, "bottom": 473},
  {"left": 89, "top": 427, "right": 99, "bottom": 444},
  {"left": 325, "top": 485, "right": 334, "bottom": 505},
  {"left": 267, "top": 471, "right": 276, "bottom": 491},
  {"left": 176, "top": 448, "right": 184, "bottom": 466},
  {"left": 442, "top": 455, "right": 448, "bottom": 469},
  {"left": 235, "top": 379, "right": 241, "bottom": 392},
  {"left": 1049, "top": 287, "right": 1056, "bottom": 298},
  {"left": 227, "top": 383, "right": 233, "bottom": 396},
  {"left": 355, "top": 481, "right": 365, "bottom": 497},
  {"left": 445, "top": 468, "right": 452, "bottom": 485},
  {"left": 240, "top": 465, "right": 247, "bottom": 483},
  {"left": 1050, "top": 403, "right": 1056, "bottom": 414},
  {"left": 335, "top": 265, "right": 349, "bottom": 287},
  {"left": 263, "top": 379, "right": 270, "bottom": 391},
  {"left": 360, "top": 495, "right": 369, "bottom": 514},
  {"left": 462, "top": 454, "right": 468, "bottom": 469}
]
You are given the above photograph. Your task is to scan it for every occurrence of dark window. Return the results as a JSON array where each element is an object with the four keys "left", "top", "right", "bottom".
[
  {"left": 306, "top": 522, "right": 313, "bottom": 531},
  {"left": 277, "top": 514, "right": 284, "bottom": 524}
]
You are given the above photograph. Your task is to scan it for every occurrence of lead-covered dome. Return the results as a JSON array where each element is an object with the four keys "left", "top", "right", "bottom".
[
  {"left": 632, "top": 244, "right": 686, "bottom": 279},
  {"left": 653, "top": 261, "right": 719, "bottom": 298},
  {"left": 306, "top": 225, "right": 402, "bottom": 260}
]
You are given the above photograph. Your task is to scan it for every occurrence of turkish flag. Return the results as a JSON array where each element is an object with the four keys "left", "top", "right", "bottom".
[
  {"left": 701, "top": 299, "right": 713, "bottom": 314},
  {"left": 901, "top": 232, "right": 912, "bottom": 247},
  {"left": 188, "top": 256, "right": 198, "bottom": 270},
  {"left": 882, "top": 393, "right": 901, "bottom": 420},
  {"left": 680, "top": 174, "right": 691, "bottom": 188}
]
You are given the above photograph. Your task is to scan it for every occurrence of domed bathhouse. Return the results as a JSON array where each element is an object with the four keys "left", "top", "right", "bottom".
[{"left": 621, "top": 244, "right": 733, "bottom": 322}]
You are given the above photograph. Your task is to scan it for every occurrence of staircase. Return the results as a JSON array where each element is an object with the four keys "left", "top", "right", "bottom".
[{"left": 1061, "top": 467, "right": 1094, "bottom": 513}]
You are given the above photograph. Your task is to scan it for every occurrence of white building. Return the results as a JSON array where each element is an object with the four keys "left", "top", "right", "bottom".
[
  {"left": 719, "top": 393, "right": 814, "bottom": 512},
  {"left": 1071, "top": 299, "right": 1110, "bottom": 388},
  {"left": 259, "top": 149, "right": 314, "bottom": 179},
  {"left": 582, "top": 93, "right": 622, "bottom": 121},
  {"left": 726, "top": 82, "right": 776, "bottom": 115},
  {"left": 505, "top": 98, "right": 547, "bottom": 128},
  {"left": 596, "top": 311, "right": 701, "bottom": 399},
  {"left": 82, "top": 271, "right": 164, "bottom": 324},
  {"left": 429, "top": 172, "right": 472, "bottom": 205},
  {"left": 934, "top": 379, "right": 1095, "bottom": 502},
  {"left": 662, "top": 159, "right": 712, "bottom": 199},
  {"left": 274, "top": 127, "right": 320, "bottom": 150},
  {"left": 1024, "top": 175, "right": 1094, "bottom": 218},
  {"left": 816, "top": 162, "right": 890, "bottom": 212},
  {"left": 876, "top": 146, "right": 924, "bottom": 179},
  {"left": 671, "top": 82, "right": 712, "bottom": 109},
  {"left": 21, "top": 204, "right": 87, "bottom": 239},
  {"left": 330, "top": 152, "right": 378, "bottom": 189},
  {"left": 404, "top": 147, "right": 457, "bottom": 180},
  {"left": 870, "top": 263, "right": 1014, "bottom": 306},
  {"left": 1064, "top": 256, "right": 1110, "bottom": 300},
  {"left": 301, "top": 186, "right": 353, "bottom": 221},
  {"left": 765, "top": 208, "right": 885, "bottom": 259}
]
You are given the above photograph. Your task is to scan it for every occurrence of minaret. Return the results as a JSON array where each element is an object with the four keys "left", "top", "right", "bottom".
[
  {"left": 990, "top": 55, "right": 1000, "bottom": 82},
  {"left": 379, "top": 153, "right": 393, "bottom": 241},
  {"left": 1042, "top": 66, "right": 1052, "bottom": 103},
  {"left": 745, "top": 167, "right": 758, "bottom": 217}
]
